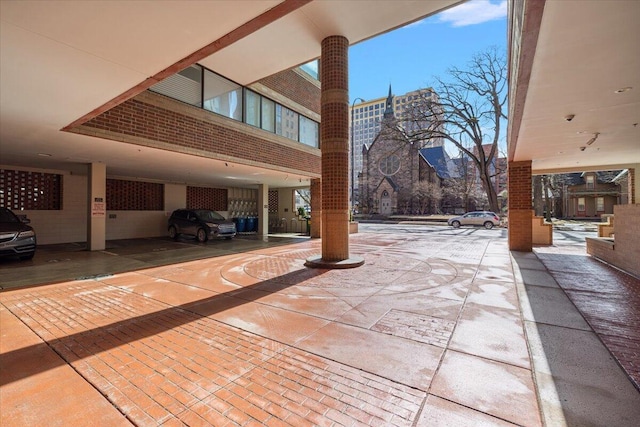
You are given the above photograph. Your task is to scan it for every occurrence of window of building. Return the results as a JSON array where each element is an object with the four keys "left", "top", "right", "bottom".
[
  {"left": 298, "top": 60, "right": 318, "bottom": 80},
  {"left": 578, "top": 197, "right": 586, "bottom": 211},
  {"left": 299, "top": 116, "right": 318, "bottom": 147},
  {"left": 152, "top": 65, "right": 319, "bottom": 148},
  {"left": 150, "top": 65, "right": 202, "bottom": 107},
  {"left": 261, "top": 97, "right": 275, "bottom": 132},
  {"left": 245, "top": 90, "right": 261, "bottom": 127},
  {"left": 596, "top": 197, "right": 604, "bottom": 211},
  {"left": 203, "top": 69, "right": 242, "bottom": 121},
  {"left": 276, "top": 105, "right": 299, "bottom": 140},
  {"left": 586, "top": 175, "right": 595, "bottom": 189},
  {"left": 379, "top": 154, "right": 400, "bottom": 176}
]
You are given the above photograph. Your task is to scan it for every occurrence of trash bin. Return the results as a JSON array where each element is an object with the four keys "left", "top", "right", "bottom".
[
  {"left": 246, "top": 217, "right": 256, "bottom": 232},
  {"left": 236, "top": 217, "right": 246, "bottom": 233}
]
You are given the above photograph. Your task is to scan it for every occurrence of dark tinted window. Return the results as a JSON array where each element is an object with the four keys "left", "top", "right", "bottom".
[{"left": 0, "top": 208, "right": 20, "bottom": 223}]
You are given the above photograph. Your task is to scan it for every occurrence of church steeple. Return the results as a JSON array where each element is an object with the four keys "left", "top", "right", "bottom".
[{"left": 383, "top": 84, "right": 394, "bottom": 119}]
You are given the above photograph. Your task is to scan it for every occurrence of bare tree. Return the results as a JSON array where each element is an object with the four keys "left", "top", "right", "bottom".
[
  {"left": 392, "top": 47, "right": 507, "bottom": 213},
  {"left": 412, "top": 181, "right": 443, "bottom": 214}
]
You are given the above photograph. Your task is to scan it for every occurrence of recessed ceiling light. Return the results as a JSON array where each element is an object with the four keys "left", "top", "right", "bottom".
[
  {"left": 37, "top": 153, "right": 52, "bottom": 157},
  {"left": 615, "top": 86, "right": 632, "bottom": 93}
]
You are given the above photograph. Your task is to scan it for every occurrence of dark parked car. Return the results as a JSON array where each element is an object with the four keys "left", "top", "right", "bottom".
[
  {"left": 448, "top": 211, "right": 500, "bottom": 229},
  {"left": 0, "top": 207, "right": 36, "bottom": 260},
  {"left": 168, "top": 209, "right": 236, "bottom": 242}
]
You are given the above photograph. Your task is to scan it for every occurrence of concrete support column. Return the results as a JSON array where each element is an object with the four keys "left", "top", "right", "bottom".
[
  {"left": 257, "top": 184, "right": 269, "bottom": 237},
  {"left": 310, "top": 178, "right": 321, "bottom": 238},
  {"left": 508, "top": 160, "right": 533, "bottom": 251},
  {"left": 87, "top": 162, "right": 106, "bottom": 251},
  {"left": 306, "top": 35, "right": 362, "bottom": 268}
]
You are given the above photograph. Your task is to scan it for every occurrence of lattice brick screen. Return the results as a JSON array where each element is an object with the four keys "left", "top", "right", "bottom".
[
  {"left": 268, "top": 190, "right": 278, "bottom": 213},
  {"left": 187, "top": 187, "right": 228, "bottom": 211},
  {"left": 0, "top": 169, "right": 62, "bottom": 210},
  {"left": 106, "top": 179, "right": 163, "bottom": 210}
]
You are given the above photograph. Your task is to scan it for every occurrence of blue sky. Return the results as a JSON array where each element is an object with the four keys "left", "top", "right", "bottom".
[{"left": 349, "top": 0, "right": 508, "bottom": 104}]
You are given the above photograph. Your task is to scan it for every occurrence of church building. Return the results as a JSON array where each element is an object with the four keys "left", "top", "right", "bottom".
[{"left": 359, "top": 87, "right": 460, "bottom": 215}]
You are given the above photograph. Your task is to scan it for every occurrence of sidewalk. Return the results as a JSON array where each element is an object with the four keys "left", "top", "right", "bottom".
[{"left": 1, "top": 228, "right": 639, "bottom": 426}]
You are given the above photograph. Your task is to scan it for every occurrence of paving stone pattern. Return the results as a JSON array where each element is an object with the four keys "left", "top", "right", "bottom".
[
  {"left": 536, "top": 248, "right": 640, "bottom": 390},
  {"left": 2, "top": 230, "right": 543, "bottom": 426}
]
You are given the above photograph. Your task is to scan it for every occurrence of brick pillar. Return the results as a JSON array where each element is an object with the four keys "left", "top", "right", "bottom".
[
  {"left": 310, "top": 178, "right": 321, "bottom": 238},
  {"left": 628, "top": 167, "right": 636, "bottom": 204},
  {"left": 320, "top": 35, "right": 349, "bottom": 261},
  {"left": 508, "top": 160, "right": 533, "bottom": 251}
]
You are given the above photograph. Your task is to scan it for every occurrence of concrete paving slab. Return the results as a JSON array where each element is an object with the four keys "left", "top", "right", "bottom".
[
  {"left": 524, "top": 322, "right": 640, "bottom": 427},
  {"left": 448, "top": 303, "right": 531, "bottom": 368},
  {"left": 429, "top": 350, "right": 542, "bottom": 426},
  {"left": 416, "top": 395, "right": 518, "bottom": 426},
  {"left": 518, "top": 285, "right": 591, "bottom": 330},
  {"left": 297, "top": 322, "right": 443, "bottom": 391},
  {"left": 518, "top": 268, "right": 561, "bottom": 288}
]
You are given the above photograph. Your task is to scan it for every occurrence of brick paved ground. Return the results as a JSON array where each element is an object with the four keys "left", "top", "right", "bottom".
[
  {"left": 536, "top": 246, "right": 640, "bottom": 390},
  {"left": 1, "top": 229, "right": 545, "bottom": 426},
  {"left": 3, "top": 227, "right": 639, "bottom": 426}
]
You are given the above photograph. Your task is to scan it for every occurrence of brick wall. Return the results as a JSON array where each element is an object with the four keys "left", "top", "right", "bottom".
[
  {"left": 612, "top": 204, "right": 640, "bottom": 277},
  {"left": 78, "top": 93, "right": 321, "bottom": 176},
  {"left": 107, "top": 179, "right": 163, "bottom": 210},
  {"left": 257, "top": 69, "right": 321, "bottom": 116},
  {"left": 0, "top": 169, "right": 62, "bottom": 210},
  {"left": 587, "top": 204, "right": 640, "bottom": 278},
  {"left": 508, "top": 160, "right": 532, "bottom": 251},
  {"left": 187, "top": 187, "right": 227, "bottom": 211}
]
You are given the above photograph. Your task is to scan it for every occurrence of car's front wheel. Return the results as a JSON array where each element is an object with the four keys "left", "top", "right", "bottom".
[
  {"left": 196, "top": 228, "right": 208, "bottom": 243},
  {"left": 168, "top": 225, "right": 179, "bottom": 240},
  {"left": 484, "top": 221, "right": 494, "bottom": 229},
  {"left": 451, "top": 220, "right": 461, "bottom": 228}
]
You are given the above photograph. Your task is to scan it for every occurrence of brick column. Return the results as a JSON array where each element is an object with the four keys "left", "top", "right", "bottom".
[
  {"left": 310, "top": 178, "right": 321, "bottom": 238},
  {"left": 628, "top": 167, "right": 636, "bottom": 204},
  {"left": 320, "top": 35, "right": 349, "bottom": 260},
  {"left": 508, "top": 160, "right": 533, "bottom": 251},
  {"left": 306, "top": 36, "right": 363, "bottom": 268}
]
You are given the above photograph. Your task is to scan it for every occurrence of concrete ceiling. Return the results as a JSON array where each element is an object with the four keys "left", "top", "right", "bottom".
[
  {"left": 4, "top": 0, "right": 634, "bottom": 188},
  {"left": 0, "top": 0, "right": 460, "bottom": 189},
  {"left": 510, "top": 0, "right": 640, "bottom": 174}
]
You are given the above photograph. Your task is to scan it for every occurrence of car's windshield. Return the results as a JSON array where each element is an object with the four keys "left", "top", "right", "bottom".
[
  {"left": 0, "top": 208, "right": 20, "bottom": 223},
  {"left": 195, "top": 210, "right": 225, "bottom": 222}
]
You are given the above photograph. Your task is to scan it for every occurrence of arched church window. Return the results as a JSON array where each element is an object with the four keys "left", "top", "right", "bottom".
[{"left": 379, "top": 154, "right": 400, "bottom": 176}]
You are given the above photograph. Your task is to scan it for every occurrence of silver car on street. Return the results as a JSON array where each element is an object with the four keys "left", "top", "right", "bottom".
[{"left": 448, "top": 211, "right": 500, "bottom": 229}]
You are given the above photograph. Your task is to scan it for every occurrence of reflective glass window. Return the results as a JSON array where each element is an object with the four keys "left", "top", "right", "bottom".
[
  {"left": 150, "top": 65, "right": 202, "bottom": 107},
  {"left": 203, "top": 69, "right": 242, "bottom": 121},
  {"left": 245, "top": 90, "right": 260, "bottom": 127},
  {"left": 261, "top": 97, "right": 275, "bottom": 132},
  {"left": 299, "top": 116, "right": 318, "bottom": 147}
]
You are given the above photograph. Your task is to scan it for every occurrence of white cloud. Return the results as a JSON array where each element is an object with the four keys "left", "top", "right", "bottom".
[{"left": 438, "top": 0, "right": 507, "bottom": 27}]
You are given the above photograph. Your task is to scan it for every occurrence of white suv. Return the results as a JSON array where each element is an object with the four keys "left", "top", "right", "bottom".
[{"left": 447, "top": 211, "right": 500, "bottom": 229}]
